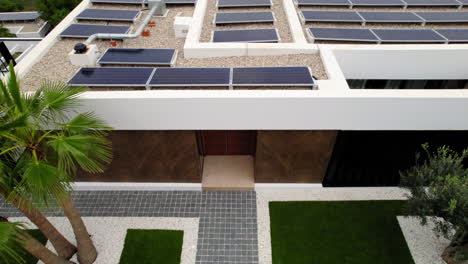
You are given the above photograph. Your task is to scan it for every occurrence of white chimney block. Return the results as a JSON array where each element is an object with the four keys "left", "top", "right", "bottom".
[
  {"left": 68, "top": 44, "right": 100, "bottom": 66},
  {"left": 174, "top": 16, "right": 192, "bottom": 38}
]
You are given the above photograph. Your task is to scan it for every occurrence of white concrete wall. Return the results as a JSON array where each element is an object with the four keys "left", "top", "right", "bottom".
[
  {"left": 78, "top": 90, "right": 468, "bottom": 130},
  {"left": 15, "top": 22, "right": 51, "bottom": 38},
  {"left": 332, "top": 44, "right": 468, "bottom": 80}
]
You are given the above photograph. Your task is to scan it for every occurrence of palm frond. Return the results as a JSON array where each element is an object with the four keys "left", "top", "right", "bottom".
[
  {"left": 0, "top": 114, "right": 28, "bottom": 132},
  {"left": 65, "top": 112, "right": 112, "bottom": 135},
  {"left": 0, "top": 221, "right": 26, "bottom": 264},
  {"left": 37, "top": 82, "right": 87, "bottom": 116},
  {"left": 47, "top": 134, "right": 112, "bottom": 174},
  {"left": 0, "top": 79, "right": 12, "bottom": 107},
  {"left": 10, "top": 160, "right": 71, "bottom": 206},
  {"left": 6, "top": 63, "right": 22, "bottom": 112}
]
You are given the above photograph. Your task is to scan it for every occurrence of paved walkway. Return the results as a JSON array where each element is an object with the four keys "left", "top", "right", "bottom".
[{"left": 0, "top": 191, "right": 259, "bottom": 264}]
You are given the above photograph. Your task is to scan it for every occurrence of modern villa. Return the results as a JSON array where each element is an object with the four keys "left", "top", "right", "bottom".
[
  {"left": 13, "top": 0, "right": 468, "bottom": 191},
  {"left": 2, "top": 0, "right": 468, "bottom": 263}
]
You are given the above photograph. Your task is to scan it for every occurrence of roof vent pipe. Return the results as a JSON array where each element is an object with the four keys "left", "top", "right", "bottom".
[
  {"left": 82, "top": 0, "right": 164, "bottom": 46},
  {"left": 74, "top": 43, "right": 87, "bottom": 54}
]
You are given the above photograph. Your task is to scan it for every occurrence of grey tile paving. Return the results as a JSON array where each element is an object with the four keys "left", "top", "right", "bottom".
[{"left": 0, "top": 190, "right": 258, "bottom": 264}]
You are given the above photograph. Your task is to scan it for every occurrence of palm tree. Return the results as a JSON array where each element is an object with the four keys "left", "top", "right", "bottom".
[
  {"left": 0, "top": 218, "right": 73, "bottom": 264},
  {"left": 0, "top": 64, "right": 112, "bottom": 264}
]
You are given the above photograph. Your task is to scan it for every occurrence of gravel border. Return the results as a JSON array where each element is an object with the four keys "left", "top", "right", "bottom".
[
  {"left": 10, "top": 216, "right": 199, "bottom": 264},
  {"left": 397, "top": 216, "right": 451, "bottom": 264},
  {"left": 256, "top": 187, "right": 409, "bottom": 264}
]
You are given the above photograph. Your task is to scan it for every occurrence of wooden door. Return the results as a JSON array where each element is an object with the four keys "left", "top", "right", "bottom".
[{"left": 198, "top": 131, "right": 256, "bottom": 155}]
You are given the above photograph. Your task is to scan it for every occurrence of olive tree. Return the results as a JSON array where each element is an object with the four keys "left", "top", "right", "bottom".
[{"left": 400, "top": 144, "right": 467, "bottom": 264}]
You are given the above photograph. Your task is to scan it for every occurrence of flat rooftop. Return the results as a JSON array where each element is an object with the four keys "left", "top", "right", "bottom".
[{"left": 16, "top": 0, "right": 468, "bottom": 93}]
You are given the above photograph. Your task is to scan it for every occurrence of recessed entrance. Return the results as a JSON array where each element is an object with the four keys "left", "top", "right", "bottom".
[
  {"left": 198, "top": 130, "right": 256, "bottom": 155},
  {"left": 198, "top": 131, "right": 256, "bottom": 190}
]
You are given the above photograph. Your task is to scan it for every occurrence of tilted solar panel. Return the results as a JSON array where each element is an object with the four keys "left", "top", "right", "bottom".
[
  {"left": 149, "top": 68, "right": 231, "bottom": 86},
  {"left": 165, "top": 0, "right": 197, "bottom": 4},
  {"left": 232, "top": 67, "right": 314, "bottom": 86},
  {"left": 359, "top": 11, "right": 423, "bottom": 23},
  {"left": 215, "top": 12, "right": 274, "bottom": 24},
  {"left": 77, "top": 9, "right": 140, "bottom": 22},
  {"left": 91, "top": 0, "right": 144, "bottom": 4},
  {"left": 213, "top": 28, "right": 279, "bottom": 43},
  {"left": 308, "top": 27, "right": 379, "bottom": 42},
  {"left": 217, "top": 0, "right": 272, "bottom": 8},
  {"left": 435, "top": 29, "right": 468, "bottom": 42},
  {"left": 296, "top": 0, "right": 351, "bottom": 6},
  {"left": 0, "top": 12, "right": 39, "bottom": 22},
  {"left": 61, "top": 24, "right": 131, "bottom": 38},
  {"left": 350, "top": 0, "right": 406, "bottom": 6},
  {"left": 458, "top": 0, "right": 468, "bottom": 4},
  {"left": 415, "top": 12, "right": 468, "bottom": 22},
  {"left": 301, "top": 10, "right": 362, "bottom": 23},
  {"left": 403, "top": 0, "right": 461, "bottom": 6},
  {"left": 98, "top": 48, "right": 177, "bottom": 66},
  {"left": 371, "top": 29, "right": 447, "bottom": 42},
  {"left": 68, "top": 67, "right": 154, "bottom": 86}
]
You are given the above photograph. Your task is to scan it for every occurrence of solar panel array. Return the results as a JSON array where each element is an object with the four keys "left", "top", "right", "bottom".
[
  {"left": 0, "top": 12, "right": 40, "bottom": 22},
  {"left": 68, "top": 67, "right": 315, "bottom": 88},
  {"left": 296, "top": 0, "right": 466, "bottom": 7},
  {"left": 213, "top": 28, "right": 279, "bottom": 43},
  {"left": 217, "top": 0, "right": 272, "bottom": 8},
  {"left": 98, "top": 48, "right": 177, "bottom": 66},
  {"left": 90, "top": 0, "right": 144, "bottom": 4},
  {"left": 61, "top": 24, "right": 131, "bottom": 38},
  {"left": 215, "top": 11, "right": 275, "bottom": 25},
  {"left": 308, "top": 27, "right": 468, "bottom": 43},
  {"left": 301, "top": 10, "right": 468, "bottom": 24},
  {"left": 77, "top": 9, "right": 140, "bottom": 22}
]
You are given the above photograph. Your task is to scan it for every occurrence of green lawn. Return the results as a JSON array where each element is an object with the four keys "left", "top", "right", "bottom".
[
  {"left": 18, "top": 0, "right": 37, "bottom": 11},
  {"left": 269, "top": 200, "right": 415, "bottom": 264},
  {"left": 6, "top": 229, "right": 47, "bottom": 264},
  {"left": 119, "top": 229, "right": 183, "bottom": 264}
]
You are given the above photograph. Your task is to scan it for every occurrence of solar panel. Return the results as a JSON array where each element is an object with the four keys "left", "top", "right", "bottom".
[
  {"left": 359, "top": 11, "right": 423, "bottom": 23},
  {"left": 350, "top": 0, "right": 406, "bottom": 6},
  {"left": 296, "top": 0, "right": 351, "bottom": 6},
  {"left": 217, "top": 0, "right": 272, "bottom": 8},
  {"left": 0, "top": 12, "right": 39, "bottom": 22},
  {"left": 435, "top": 29, "right": 468, "bottom": 42},
  {"left": 371, "top": 29, "right": 447, "bottom": 42},
  {"left": 301, "top": 11, "right": 362, "bottom": 23},
  {"left": 98, "top": 48, "right": 177, "bottom": 66},
  {"left": 68, "top": 67, "right": 154, "bottom": 87},
  {"left": 213, "top": 28, "right": 279, "bottom": 43},
  {"left": 458, "top": 0, "right": 468, "bottom": 4},
  {"left": 61, "top": 24, "right": 131, "bottom": 38},
  {"left": 403, "top": 0, "right": 461, "bottom": 6},
  {"left": 232, "top": 67, "right": 314, "bottom": 86},
  {"left": 91, "top": 0, "right": 144, "bottom": 4},
  {"left": 165, "top": 0, "right": 197, "bottom": 4},
  {"left": 415, "top": 12, "right": 468, "bottom": 23},
  {"left": 215, "top": 12, "right": 275, "bottom": 25},
  {"left": 308, "top": 27, "right": 379, "bottom": 42},
  {"left": 76, "top": 9, "right": 140, "bottom": 22},
  {"left": 149, "top": 68, "right": 231, "bottom": 87}
]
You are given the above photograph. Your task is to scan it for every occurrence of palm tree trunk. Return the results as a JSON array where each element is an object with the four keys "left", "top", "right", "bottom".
[
  {"left": 0, "top": 191, "right": 77, "bottom": 259},
  {"left": 60, "top": 196, "right": 97, "bottom": 264},
  {"left": 18, "top": 230, "right": 76, "bottom": 264}
]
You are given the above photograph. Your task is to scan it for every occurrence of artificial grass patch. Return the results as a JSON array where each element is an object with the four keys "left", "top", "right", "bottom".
[
  {"left": 269, "top": 200, "right": 415, "bottom": 264},
  {"left": 119, "top": 229, "right": 183, "bottom": 264},
  {"left": 5, "top": 229, "right": 48, "bottom": 264}
]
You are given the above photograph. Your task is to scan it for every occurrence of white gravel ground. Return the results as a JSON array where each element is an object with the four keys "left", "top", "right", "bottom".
[
  {"left": 398, "top": 216, "right": 451, "bottom": 264},
  {"left": 10, "top": 217, "right": 199, "bottom": 264},
  {"left": 255, "top": 187, "right": 450, "bottom": 264}
]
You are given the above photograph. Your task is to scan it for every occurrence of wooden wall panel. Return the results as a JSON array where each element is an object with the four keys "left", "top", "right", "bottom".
[
  {"left": 76, "top": 131, "right": 202, "bottom": 183},
  {"left": 254, "top": 131, "right": 337, "bottom": 183}
]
